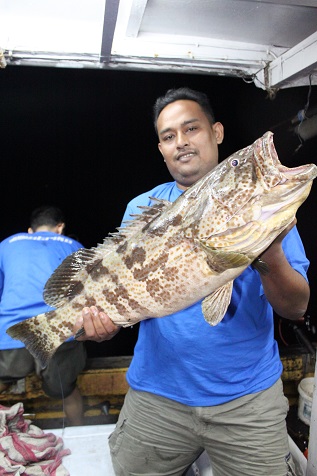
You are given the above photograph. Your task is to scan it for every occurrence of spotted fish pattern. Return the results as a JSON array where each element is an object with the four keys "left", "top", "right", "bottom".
[{"left": 7, "top": 132, "right": 317, "bottom": 367}]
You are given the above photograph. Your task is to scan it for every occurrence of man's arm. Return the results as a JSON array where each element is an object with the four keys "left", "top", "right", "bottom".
[{"left": 259, "top": 219, "right": 310, "bottom": 321}]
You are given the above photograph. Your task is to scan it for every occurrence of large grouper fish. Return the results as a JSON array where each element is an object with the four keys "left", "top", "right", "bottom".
[{"left": 7, "top": 131, "right": 317, "bottom": 368}]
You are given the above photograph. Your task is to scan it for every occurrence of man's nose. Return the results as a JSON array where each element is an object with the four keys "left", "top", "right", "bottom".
[{"left": 176, "top": 131, "right": 189, "bottom": 148}]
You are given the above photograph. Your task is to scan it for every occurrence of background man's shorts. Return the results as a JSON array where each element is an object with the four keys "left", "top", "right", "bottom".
[{"left": 0, "top": 340, "right": 87, "bottom": 398}]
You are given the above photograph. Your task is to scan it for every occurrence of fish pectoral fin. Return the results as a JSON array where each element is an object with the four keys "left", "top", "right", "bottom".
[
  {"left": 252, "top": 257, "right": 270, "bottom": 275},
  {"left": 199, "top": 241, "right": 250, "bottom": 273},
  {"left": 202, "top": 281, "right": 233, "bottom": 326}
]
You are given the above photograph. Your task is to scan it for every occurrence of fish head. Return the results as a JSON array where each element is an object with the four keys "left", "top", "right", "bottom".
[
  {"left": 190, "top": 131, "right": 317, "bottom": 253},
  {"left": 251, "top": 132, "right": 317, "bottom": 233}
]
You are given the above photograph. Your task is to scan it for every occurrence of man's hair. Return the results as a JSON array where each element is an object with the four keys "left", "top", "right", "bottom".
[
  {"left": 30, "top": 206, "right": 65, "bottom": 231},
  {"left": 153, "top": 87, "right": 216, "bottom": 134}
]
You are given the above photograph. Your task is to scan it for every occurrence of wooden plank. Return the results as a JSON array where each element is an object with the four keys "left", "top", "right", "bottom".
[
  {"left": 0, "top": 357, "right": 131, "bottom": 404},
  {"left": 77, "top": 368, "right": 129, "bottom": 396}
]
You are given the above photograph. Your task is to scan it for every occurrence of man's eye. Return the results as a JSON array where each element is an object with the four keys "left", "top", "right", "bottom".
[
  {"left": 187, "top": 126, "right": 197, "bottom": 132},
  {"left": 163, "top": 135, "right": 174, "bottom": 141}
]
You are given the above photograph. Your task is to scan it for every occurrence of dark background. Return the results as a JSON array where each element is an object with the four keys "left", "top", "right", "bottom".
[{"left": 1, "top": 65, "right": 316, "bottom": 356}]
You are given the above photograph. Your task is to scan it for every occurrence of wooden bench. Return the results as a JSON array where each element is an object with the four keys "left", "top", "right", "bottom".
[
  {"left": 0, "top": 350, "right": 314, "bottom": 428},
  {"left": 0, "top": 356, "right": 132, "bottom": 428}
]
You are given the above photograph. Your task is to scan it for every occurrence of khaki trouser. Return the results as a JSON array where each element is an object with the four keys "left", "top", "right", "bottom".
[{"left": 109, "top": 379, "right": 296, "bottom": 476}]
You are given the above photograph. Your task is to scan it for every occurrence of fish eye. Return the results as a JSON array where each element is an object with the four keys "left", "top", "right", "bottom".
[{"left": 231, "top": 159, "right": 239, "bottom": 167}]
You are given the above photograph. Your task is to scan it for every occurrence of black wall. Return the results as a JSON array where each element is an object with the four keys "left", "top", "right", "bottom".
[{"left": 1, "top": 65, "right": 316, "bottom": 355}]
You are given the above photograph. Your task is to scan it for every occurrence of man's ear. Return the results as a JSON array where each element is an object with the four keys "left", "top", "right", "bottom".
[
  {"left": 158, "top": 143, "right": 166, "bottom": 162},
  {"left": 28, "top": 227, "right": 34, "bottom": 234},
  {"left": 213, "top": 122, "right": 224, "bottom": 145},
  {"left": 56, "top": 223, "right": 65, "bottom": 235}
]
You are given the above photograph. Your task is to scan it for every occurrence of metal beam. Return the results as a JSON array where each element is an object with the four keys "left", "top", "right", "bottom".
[
  {"left": 258, "top": 31, "right": 317, "bottom": 90},
  {"left": 100, "top": 0, "right": 120, "bottom": 63},
  {"left": 126, "top": 0, "right": 148, "bottom": 37}
]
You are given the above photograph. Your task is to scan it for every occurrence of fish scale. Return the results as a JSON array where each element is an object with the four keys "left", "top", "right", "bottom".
[{"left": 7, "top": 131, "right": 317, "bottom": 368}]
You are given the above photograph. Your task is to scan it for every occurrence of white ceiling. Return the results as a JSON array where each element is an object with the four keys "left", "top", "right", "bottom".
[{"left": 1, "top": 0, "right": 317, "bottom": 92}]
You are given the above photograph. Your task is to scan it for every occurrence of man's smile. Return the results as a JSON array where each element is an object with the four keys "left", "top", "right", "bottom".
[{"left": 176, "top": 151, "right": 197, "bottom": 162}]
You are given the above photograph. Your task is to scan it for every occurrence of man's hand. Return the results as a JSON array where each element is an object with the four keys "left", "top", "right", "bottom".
[
  {"left": 260, "top": 218, "right": 297, "bottom": 263},
  {"left": 73, "top": 306, "right": 121, "bottom": 342},
  {"left": 257, "top": 217, "right": 309, "bottom": 321}
]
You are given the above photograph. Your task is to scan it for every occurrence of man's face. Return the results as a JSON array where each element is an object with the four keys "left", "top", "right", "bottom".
[{"left": 157, "top": 100, "right": 224, "bottom": 189}]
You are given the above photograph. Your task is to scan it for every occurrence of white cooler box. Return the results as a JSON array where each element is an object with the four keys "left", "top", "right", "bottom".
[{"left": 51, "top": 425, "right": 307, "bottom": 476}]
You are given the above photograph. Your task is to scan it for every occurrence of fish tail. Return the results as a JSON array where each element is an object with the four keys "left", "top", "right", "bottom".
[{"left": 6, "top": 310, "right": 70, "bottom": 369}]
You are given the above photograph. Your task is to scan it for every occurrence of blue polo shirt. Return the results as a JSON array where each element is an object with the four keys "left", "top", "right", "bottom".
[
  {"left": 0, "top": 232, "right": 83, "bottom": 350},
  {"left": 122, "top": 182, "right": 309, "bottom": 405}
]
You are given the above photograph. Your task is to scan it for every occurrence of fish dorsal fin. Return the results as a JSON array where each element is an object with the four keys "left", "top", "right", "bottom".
[
  {"left": 44, "top": 199, "right": 170, "bottom": 308},
  {"left": 121, "top": 198, "right": 171, "bottom": 232},
  {"left": 140, "top": 197, "right": 171, "bottom": 214},
  {"left": 44, "top": 247, "right": 105, "bottom": 307},
  {"left": 198, "top": 241, "right": 250, "bottom": 273},
  {"left": 202, "top": 281, "right": 233, "bottom": 326}
]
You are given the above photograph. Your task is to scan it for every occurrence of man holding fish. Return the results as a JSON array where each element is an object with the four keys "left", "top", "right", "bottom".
[{"left": 74, "top": 87, "right": 312, "bottom": 475}]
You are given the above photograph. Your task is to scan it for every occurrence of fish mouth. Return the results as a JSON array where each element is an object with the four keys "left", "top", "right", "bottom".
[
  {"left": 254, "top": 131, "right": 317, "bottom": 186},
  {"left": 278, "top": 163, "right": 317, "bottom": 181}
]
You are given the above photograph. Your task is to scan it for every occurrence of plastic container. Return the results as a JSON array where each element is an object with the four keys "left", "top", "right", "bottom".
[{"left": 298, "top": 377, "right": 315, "bottom": 426}]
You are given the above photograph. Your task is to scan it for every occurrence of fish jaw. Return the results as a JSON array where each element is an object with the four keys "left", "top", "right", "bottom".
[
  {"left": 254, "top": 160, "right": 316, "bottom": 247},
  {"left": 260, "top": 178, "right": 314, "bottom": 220},
  {"left": 254, "top": 131, "right": 317, "bottom": 189}
]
